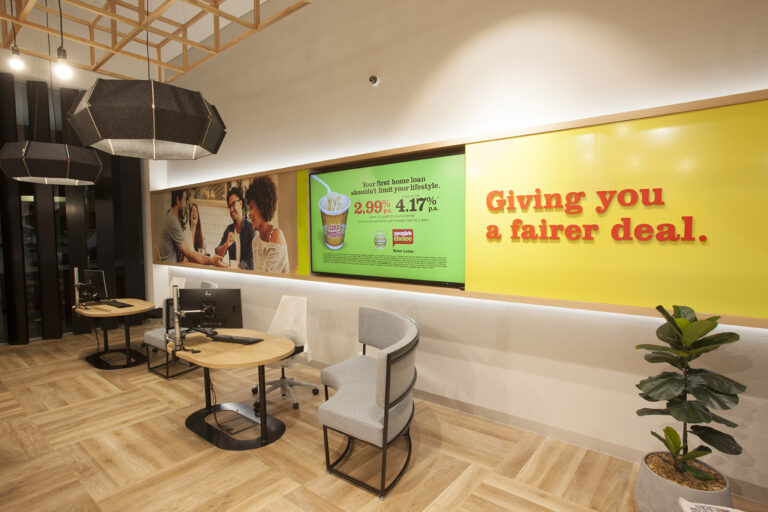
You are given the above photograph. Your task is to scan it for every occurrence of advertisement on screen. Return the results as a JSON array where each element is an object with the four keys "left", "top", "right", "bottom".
[{"left": 310, "top": 154, "right": 466, "bottom": 286}]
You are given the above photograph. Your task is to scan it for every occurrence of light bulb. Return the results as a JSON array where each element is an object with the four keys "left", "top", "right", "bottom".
[
  {"left": 9, "top": 46, "right": 24, "bottom": 71},
  {"left": 54, "top": 47, "right": 72, "bottom": 80}
]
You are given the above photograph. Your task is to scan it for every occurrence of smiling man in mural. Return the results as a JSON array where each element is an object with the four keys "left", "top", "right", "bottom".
[{"left": 215, "top": 186, "right": 255, "bottom": 270}]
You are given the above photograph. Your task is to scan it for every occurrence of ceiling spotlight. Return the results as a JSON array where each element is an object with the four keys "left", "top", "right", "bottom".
[
  {"left": 9, "top": 46, "right": 24, "bottom": 71},
  {"left": 54, "top": 47, "right": 72, "bottom": 80}
]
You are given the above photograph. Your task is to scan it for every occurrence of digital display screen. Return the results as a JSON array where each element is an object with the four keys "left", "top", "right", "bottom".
[{"left": 310, "top": 153, "right": 465, "bottom": 286}]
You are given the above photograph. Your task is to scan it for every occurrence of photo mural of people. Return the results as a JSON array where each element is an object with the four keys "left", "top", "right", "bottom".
[
  {"left": 158, "top": 190, "right": 224, "bottom": 267},
  {"left": 151, "top": 172, "right": 300, "bottom": 276}
]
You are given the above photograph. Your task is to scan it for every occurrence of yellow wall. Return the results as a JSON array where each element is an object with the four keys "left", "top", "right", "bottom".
[{"left": 466, "top": 100, "right": 768, "bottom": 318}]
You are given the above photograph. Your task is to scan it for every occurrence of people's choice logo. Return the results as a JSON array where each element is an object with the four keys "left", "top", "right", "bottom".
[{"left": 392, "top": 229, "right": 413, "bottom": 245}]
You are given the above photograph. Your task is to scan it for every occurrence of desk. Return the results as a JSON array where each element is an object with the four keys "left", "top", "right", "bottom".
[
  {"left": 171, "top": 329, "right": 295, "bottom": 450},
  {"left": 74, "top": 298, "right": 155, "bottom": 370}
]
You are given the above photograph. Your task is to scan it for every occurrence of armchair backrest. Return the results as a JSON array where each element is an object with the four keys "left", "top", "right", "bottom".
[
  {"left": 373, "top": 310, "right": 419, "bottom": 409},
  {"left": 268, "top": 296, "right": 308, "bottom": 351},
  {"left": 359, "top": 306, "right": 417, "bottom": 351}
]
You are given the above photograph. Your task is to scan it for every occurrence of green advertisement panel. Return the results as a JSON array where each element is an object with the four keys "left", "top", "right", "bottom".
[{"left": 310, "top": 154, "right": 465, "bottom": 286}]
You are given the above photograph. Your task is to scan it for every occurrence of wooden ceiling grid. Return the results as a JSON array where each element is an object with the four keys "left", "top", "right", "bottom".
[{"left": 0, "top": 0, "right": 310, "bottom": 81}]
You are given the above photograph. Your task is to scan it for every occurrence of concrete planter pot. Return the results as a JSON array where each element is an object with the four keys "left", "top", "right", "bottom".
[{"left": 634, "top": 452, "right": 732, "bottom": 512}]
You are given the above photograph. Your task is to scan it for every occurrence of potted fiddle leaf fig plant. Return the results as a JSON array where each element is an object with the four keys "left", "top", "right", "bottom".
[{"left": 633, "top": 305, "right": 746, "bottom": 512}]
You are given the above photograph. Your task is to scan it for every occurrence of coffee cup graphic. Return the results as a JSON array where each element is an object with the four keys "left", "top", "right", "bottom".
[{"left": 319, "top": 192, "right": 351, "bottom": 249}]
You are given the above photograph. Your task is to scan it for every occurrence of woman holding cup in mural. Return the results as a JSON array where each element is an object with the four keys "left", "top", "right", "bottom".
[
  {"left": 181, "top": 203, "right": 205, "bottom": 261},
  {"left": 245, "top": 176, "right": 290, "bottom": 274}
]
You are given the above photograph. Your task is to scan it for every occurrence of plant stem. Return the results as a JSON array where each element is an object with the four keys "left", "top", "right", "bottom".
[{"left": 682, "top": 362, "right": 689, "bottom": 457}]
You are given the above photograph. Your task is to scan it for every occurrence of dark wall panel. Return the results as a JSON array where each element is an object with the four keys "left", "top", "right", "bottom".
[
  {"left": 116, "top": 157, "right": 144, "bottom": 325},
  {"left": 61, "top": 88, "right": 90, "bottom": 334},
  {"left": 95, "top": 154, "right": 117, "bottom": 330},
  {"left": 0, "top": 73, "right": 29, "bottom": 344},
  {"left": 28, "top": 81, "right": 62, "bottom": 339}
]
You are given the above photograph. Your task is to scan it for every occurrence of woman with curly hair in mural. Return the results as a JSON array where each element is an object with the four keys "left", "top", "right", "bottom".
[{"left": 244, "top": 176, "right": 289, "bottom": 274}]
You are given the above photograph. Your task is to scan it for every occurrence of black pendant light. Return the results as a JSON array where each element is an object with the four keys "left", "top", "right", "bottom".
[
  {"left": 0, "top": 141, "right": 102, "bottom": 185},
  {"left": 68, "top": 79, "right": 226, "bottom": 160},
  {"left": 0, "top": 0, "right": 102, "bottom": 186},
  {"left": 67, "top": 0, "right": 225, "bottom": 161}
]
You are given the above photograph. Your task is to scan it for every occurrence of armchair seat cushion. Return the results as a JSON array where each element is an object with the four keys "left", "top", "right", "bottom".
[
  {"left": 143, "top": 328, "right": 167, "bottom": 350},
  {"left": 318, "top": 382, "right": 413, "bottom": 447},
  {"left": 321, "top": 355, "right": 376, "bottom": 390}
]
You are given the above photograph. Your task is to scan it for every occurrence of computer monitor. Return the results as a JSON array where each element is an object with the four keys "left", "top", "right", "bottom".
[
  {"left": 75, "top": 268, "right": 109, "bottom": 303},
  {"left": 178, "top": 288, "right": 243, "bottom": 329}
]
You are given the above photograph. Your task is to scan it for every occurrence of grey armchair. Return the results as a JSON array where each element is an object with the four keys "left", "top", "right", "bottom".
[{"left": 318, "top": 307, "right": 419, "bottom": 499}]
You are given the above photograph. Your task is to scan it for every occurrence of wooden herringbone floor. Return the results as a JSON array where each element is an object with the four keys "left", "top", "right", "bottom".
[{"left": 0, "top": 321, "right": 765, "bottom": 512}]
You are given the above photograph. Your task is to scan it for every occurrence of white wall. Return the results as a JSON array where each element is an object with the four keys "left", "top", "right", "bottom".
[{"left": 148, "top": 0, "right": 768, "bottom": 501}]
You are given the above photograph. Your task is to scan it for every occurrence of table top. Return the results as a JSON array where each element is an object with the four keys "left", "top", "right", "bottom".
[
  {"left": 74, "top": 298, "right": 155, "bottom": 318},
  {"left": 170, "top": 329, "right": 295, "bottom": 369}
]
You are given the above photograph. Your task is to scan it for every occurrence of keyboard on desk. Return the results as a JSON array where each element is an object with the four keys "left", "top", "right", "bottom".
[
  {"left": 209, "top": 334, "right": 263, "bottom": 345},
  {"left": 106, "top": 299, "right": 132, "bottom": 308}
]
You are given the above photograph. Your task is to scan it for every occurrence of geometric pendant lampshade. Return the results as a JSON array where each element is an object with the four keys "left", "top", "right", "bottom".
[
  {"left": 68, "top": 79, "right": 226, "bottom": 160},
  {"left": 0, "top": 140, "right": 102, "bottom": 186}
]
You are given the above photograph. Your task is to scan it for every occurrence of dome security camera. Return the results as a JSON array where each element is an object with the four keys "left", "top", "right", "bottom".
[{"left": 369, "top": 75, "right": 380, "bottom": 87}]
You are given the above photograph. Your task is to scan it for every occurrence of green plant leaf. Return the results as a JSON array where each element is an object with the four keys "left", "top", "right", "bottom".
[
  {"left": 651, "top": 430, "right": 669, "bottom": 451},
  {"left": 644, "top": 351, "right": 685, "bottom": 369},
  {"left": 691, "top": 332, "right": 739, "bottom": 351},
  {"left": 685, "top": 344, "right": 728, "bottom": 357},
  {"left": 690, "top": 385, "right": 739, "bottom": 410},
  {"left": 690, "top": 426, "right": 743, "bottom": 455},
  {"left": 673, "top": 305, "right": 698, "bottom": 323},
  {"left": 681, "top": 318, "right": 718, "bottom": 347},
  {"left": 710, "top": 412, "right": 738, "bottom": 428},
  {"left": 637, "top": 372, "right": 685, "bottom": 400},
  {"left": 675, "top": 317, "right": 691, "bottom": 332},
  {"left": 636, "top": 344, "right": 690, "bottom": 357},
  {"left": 638, "top": 392, "right": 660, "bottom": 402},
  {"left": 680, "top": 445, "right": 712, "bottom": 462},
  {"left": 664, "top": 426, "right": 682, "bottom": 455},
  {"left": 689, "top": 369, "right": 747, "bottom": 394},
  {"left": 668, "top": 398, "right": 712, "bottom": 424},
  {"left": 636, "top": 408, "right": 670, "bottom": 416},
  {"left": 656, "top": 323, "right": 683, "bottom": 347},
  {"left": 682, "top": 462, "right": 714, "bottom": 481}
]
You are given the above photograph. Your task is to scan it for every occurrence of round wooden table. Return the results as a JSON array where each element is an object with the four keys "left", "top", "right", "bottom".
[
  {"left": 170, "top": 328, "right": 295, "bottom": 450},
  {"left": 74, "top": 298, "right": 155, "bottom": 370}
]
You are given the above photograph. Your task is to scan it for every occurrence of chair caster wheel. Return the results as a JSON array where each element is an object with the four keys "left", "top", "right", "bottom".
[
  {"left": 253, "top": 401, "right": 260, "bottom": 412},
  {"left": 251, "top": 386, "right": 258, "bottom": 394},
  {"left": 293, "top": 403, "right": 299, "bottom": 410},
  {"left": 312, "top": 388, "right": 319, "bottom": 395}
]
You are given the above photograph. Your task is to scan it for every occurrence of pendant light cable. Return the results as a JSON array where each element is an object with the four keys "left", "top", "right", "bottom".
[
  {"left": 9, "top": 0, "right": 18, "bottom": 45},
  {"left": 58, "top": 0, "right": 64, "bottom": 48},
  {"left": 146, "top": 0, "right": 151, "bottom": 79}
]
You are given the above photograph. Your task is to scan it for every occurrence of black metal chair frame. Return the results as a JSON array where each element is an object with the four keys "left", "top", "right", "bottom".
[
  {"left": 322, "top": 335, "right": 419, "bottom": 500},
  {"left": 144, "top": 298, "right": 198, "bottom": 379}
]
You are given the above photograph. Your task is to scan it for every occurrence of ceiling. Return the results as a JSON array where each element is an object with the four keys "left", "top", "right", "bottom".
[{"left": 1, "top": 0, "right": 310, "bottom": 82}]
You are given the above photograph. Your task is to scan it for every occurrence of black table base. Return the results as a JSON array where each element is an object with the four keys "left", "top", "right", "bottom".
[
  {"left": 85, "top": 348, "right": 147, "bottom": 369},
  {"left": 185, "top": 402, "right": 286, "bottom": 450},
  {"left": 186, "top": 366, "right": 285, "bottom": 450},
  {"left": 85, "top": 318, "right": 145, "bottom": 370}
]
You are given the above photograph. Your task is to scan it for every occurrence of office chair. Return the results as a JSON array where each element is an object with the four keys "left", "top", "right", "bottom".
[{"left": 252, "top": 295, "right": 318, "bottom": 409}]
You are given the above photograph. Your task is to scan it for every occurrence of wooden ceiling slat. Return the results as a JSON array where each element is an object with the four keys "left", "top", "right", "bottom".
[
  {"left": 3, "top": 0, "right": 310, "bottom": 82},
  {"left": 2, "top": 0, "right": 36, "bottom": 49}
]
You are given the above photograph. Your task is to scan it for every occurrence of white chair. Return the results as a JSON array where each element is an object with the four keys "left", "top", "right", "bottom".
[
  {"left": 252, "top": 296, "right": 318, "bottom": 409},
  {"left": 200, "top": 280, "right": 219, "bottom": 289}
]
